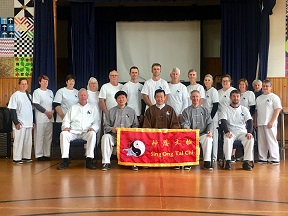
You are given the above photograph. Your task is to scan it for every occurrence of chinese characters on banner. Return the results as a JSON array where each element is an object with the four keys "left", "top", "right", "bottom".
[{"left": 117, "top": 128, "right": 199, "bottom": 167}]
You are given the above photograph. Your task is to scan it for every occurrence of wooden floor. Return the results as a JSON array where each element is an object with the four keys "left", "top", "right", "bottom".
[{"left": 1, "top": 153, "right": 288, "bottom": 216}]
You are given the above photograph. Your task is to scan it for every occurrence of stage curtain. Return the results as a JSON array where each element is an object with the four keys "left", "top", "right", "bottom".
[
  {"left": 70, "top": 2, "right": 95, "bottom": 90},
  {"left": 33, "top": 0, "right": 56, "bottom": 93},
  {"left": 258, "top": 0, "right": 276, "bottom": 81},
  {"left": 220, "top": 0, "right": 261, "bottom": 89}
]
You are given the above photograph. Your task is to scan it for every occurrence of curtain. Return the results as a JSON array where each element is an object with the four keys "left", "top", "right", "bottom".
[
  {"left": 258, "top": 0, "right": 276, "bottom": 81},
  {"left": 33, "top": 0, "right": 56, "bottom": 93},
  {"left": 220, "top": 0, "right": 261, "bottom": 89},
  {"left": 70, "top": 2, "right": 95, "bottom": 90}
]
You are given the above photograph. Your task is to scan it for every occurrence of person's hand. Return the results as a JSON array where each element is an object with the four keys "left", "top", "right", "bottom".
[
  {"left": 111, "top": 127, "right": 117, "bottom": 133},
  {"left": 15, "top": 123, "right": 21, "bottom": 130},
  {"left": 267, "top": 121, "right": 273, "bottom": 129},
  {"left": 225, "top": 131, "right": 232, "bottom": 138},
  {"left": 246, "top": 133, "right": 253, "bottom": 140},
  {"left": 206, "top": 131, "right": 212, "bottom": 138},
  {"left": 88, "top": 128, "right": 95, "bottom": 132},
  {"left": 62, "top": 128, "right": 70, "bottom": 132}
]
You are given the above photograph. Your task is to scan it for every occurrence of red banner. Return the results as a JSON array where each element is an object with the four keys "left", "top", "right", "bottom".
[{"left": 117, "top": 128, "right": 199, "bottom": 167}]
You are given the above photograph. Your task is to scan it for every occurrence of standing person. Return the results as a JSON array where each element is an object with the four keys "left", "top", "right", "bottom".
[
  {"left": 122, "top": 66, "right": 144, "bottom": 125},
  {"left": 99, "top": 70, "right": 123, "bottom": 116},
  {"left": 220, "top": 90, "right": 254, "bottom": 171},
  {"left": 186, "top": 69, "right": 205, "bottom": 105},
  {"left": 142, "top": 89, "right": 179, "bottom": 129},
  {"left": 8, "top": 78, "right": 33, "bottom": 164},
  {"left": 33, "top": 75, "right": 54, "bottom": 161},
  {"left": 141, "top": 63, "right": 170, "bottom": 110},
  {"left": 53, "top": 75, "right": 78, "bottom": 122},
  {"left": 167, "top": 67, "right": 189, "bottom": 123},
  {"left": 238, "top": 78, "right": 256, "bottom": 116},
  {"left": 182, "top": 90, "right": 213, "bottom": 170},
  {"left": 252, "top": 79, "right": 263, "bottom": 98},
  {"left": 256, "top": 80, "right": 282, "bottom": 164},
  {"left": 101, "top": 91, "right": 139, "bottom": 171},
  {"left": 203, "top": 74, "right": 219, "bottom": 162},
  {"left": 57, "top": 89, "right": 101, "bottom": 170}
]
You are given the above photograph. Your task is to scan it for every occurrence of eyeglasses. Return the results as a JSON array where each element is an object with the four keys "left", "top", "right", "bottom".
[{"left": 110, "top": 75, "right": 118, "bottom": 77}]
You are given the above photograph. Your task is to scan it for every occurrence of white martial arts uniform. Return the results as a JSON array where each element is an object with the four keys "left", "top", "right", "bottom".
[
  {"left": 99, "top": 82, "right": 123, "bottom": 111},
  {"left": 203, "top": 87, "right": 219, "bottom": 161},
  {"left": 256, "top": 93, "right": 282, "bottom": 162},
  {"left": 240, "top": 90, "right": 256, "bottom": 111},
  {"left": 33, "top": 88, "right": 54, "bottom": 158},
  {"left": 122, "top": 81, "right": 143, "bottom": 116},
  {"left": 217, "top": 87, "right": 236, "bottom": 115},
  {"left": 8, "top": 91, "right": 33, "bottom": 161},
  {"left": 167, "top": 82, "right": 189, "bottom": 117},
  {"left": 141, "top": 78, "right": 170, "bottom": 110},
  {"left": 219, "top": 105, "right": 254, "bottom": 161},
  {"left": 60, "top": 103, "right": 101, "bottom": 159},
  {"left": 53, "top": 87, "right": 79, "bottom": 122},
  {"left": 187, "top": 83, "right": 205, "bottom": 106}
]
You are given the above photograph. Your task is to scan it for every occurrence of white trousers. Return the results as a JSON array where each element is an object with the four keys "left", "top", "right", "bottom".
[
  {"left": 60, "top": 131, "right": 96, "bottom": 159},
  {"left": 200, "top": 134, "right": 213, "bottom": 162},
  {"left": 223, "top": 132, "right": 254, "bottom": 161},
  {"left": 257, "top": 126, "right": 279, "bottom": 161},
  {"left": 211, "top": 121, "right": 219, "bottom": 161},
  {"left": 12, "top": 127, "right": 32, "bottom": 161},
  {"left": 101, "top": 134, "right": 116, "bottom": 164},
  {"left": 34, "top": 122, "right": 52, "bottom": 158}
]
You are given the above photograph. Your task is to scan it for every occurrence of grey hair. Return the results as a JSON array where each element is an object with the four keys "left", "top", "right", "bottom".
[
  {"left": 190, "top": 90, "right": 200, "bottom": 95},
  {"left": 252, "top": 79, "right": 262, "bottom": 86},
  {"left": 87, "top": 77, "right": 99, "bottom": 91},
  {"left": 170, "top": 67, "right": 180, "bottom": 74},
  {"left": 78, "top": 88, "right": 88, "bottom": 96},
  {"left": 204, "top": 74, "right": 213, "bottom": 80}
]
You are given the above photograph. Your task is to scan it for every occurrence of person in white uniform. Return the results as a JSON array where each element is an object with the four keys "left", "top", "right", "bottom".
[
  {"left": 141, "top": 63, "right": 170, "bottom": 110},
  {"left": 122, "top": 66, "right": 144, "bottom": 125},
  {"left": 238, "top": 78, "right": 256, "bottom": 115},
  {"left": 256, "top": 80, "right": 282, "bottom": 164},
  {"left": 101, "top": 91, "right": 139, "bottom": 171},
  {"left": 33, "top": 75, "right": 54, "bottom": 161},
  {"left": 53, "top": 74, "right": 78, "bottom": 122},
  {"left": 57, "top": 88, "right": 101, "bottom": 170},
  {"left": 99, "top": 70, "right": 123, "bottom": 116},
  {"left": 186, "top": 69, "right": 205, "bottom": 105},
  {"left": 8, "top": 78, "right": 33, "bottom": 164},
  {"left": 167, "top": 67, "right": 189, "bottom": 123},
  {"left": 219, "top": 90, "right": 254, "bottom": 171},
  {"left": 203, "top": 74, "right": 219, "bottom": 162}
]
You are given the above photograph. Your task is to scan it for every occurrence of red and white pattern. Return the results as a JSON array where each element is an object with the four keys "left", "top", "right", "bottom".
[{"left": 0, "top": 38, "right": 14, "bottom": 57}]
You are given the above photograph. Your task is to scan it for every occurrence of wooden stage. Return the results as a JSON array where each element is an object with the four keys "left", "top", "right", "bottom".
[{"left": 0, "top": 155, "right": 288, "bottom": 216}]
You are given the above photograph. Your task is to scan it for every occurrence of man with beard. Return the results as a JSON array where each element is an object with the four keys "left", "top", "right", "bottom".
[{"left": 220, "top": 90, "right": 254, "bottom": 171}]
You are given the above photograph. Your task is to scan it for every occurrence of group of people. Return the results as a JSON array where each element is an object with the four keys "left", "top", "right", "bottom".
[{"left": 8, "top": 63, "right": 282, "bottom": 172}]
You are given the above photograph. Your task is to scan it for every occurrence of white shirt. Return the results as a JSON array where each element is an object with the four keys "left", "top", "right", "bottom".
[
  {"left": 187, "top": 83, "right": 205, "bottom": 106},
  {"left": 53, "top": 87, "right": 79, "bottom": 122},
  {"left": 220, "top": 105, "right": 252, "bottom": 135},
  {"left": 122, "top": 81, "right": 143, "bottom": 116},
  {"left": 167, "top": 82, "right": 189, "bottom": 116},
  {"left": 62, "top": 103, "right": 101, "bottom": 134},
  {"left": 240, "top": 90, "right": 256, "bottom": 110},
  {"left": 8, "top": 91, "right": 33, "bottom": 127},
  {"left": 141, "top": 78, "right": 170, "bottom": 109},
  {"left": 203, "top": 87, "right": 219, "bottom": 122},
  {"left": 217, "top": 86, "right": 236, "bottom": 114},
  {"left": 87, "top": 90, "right": 100, "bottom": 110},
  {"left": 99, "top": 82, "right": 123, "bottom": 110},
  {"left": 256, "top": 93, "right": 282, "bottom": 126},
  {"left": 33, "top": 88, "right": 54, "bottom": 123}
]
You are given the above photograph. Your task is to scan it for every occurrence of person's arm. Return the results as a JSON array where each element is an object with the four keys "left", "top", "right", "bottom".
[
  {"left": 10, "top": 109, "right": 21, "bottom": 130},
  {"left": 249, "top": 105, "right": 255, "bottom": 116},
  {"left": 268, "top": 108, "right": 282, "bottom": 128},
  {"left": 211, "top": 102, "right": 219, "bottom": 119},
  {"left": 142, "top": 109, "right": 152, "bottom": 128},
  {"left": 54, "top": 104, "right": 65, "bottom": 120},
  {"left": 142, "top": 94, "right": 153, "bottom": 107},
  {"left": 99, "top": 98, "right": 108, "bottom": 115}
]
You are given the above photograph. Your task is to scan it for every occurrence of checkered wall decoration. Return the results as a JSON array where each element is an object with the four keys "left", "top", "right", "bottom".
[{"left": 14, "top": 38, "right": 33, "bottom": 57}]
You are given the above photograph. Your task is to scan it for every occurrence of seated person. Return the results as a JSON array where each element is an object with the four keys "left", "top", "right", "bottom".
[
  {"left": 101, "top": 91, "right": 139, "bottom": 171},
  {"left": 142, "top": 89, "right": 180, "bottom": 129},
  {"left": 220, "top": 90, "right": 254, "bottom": 171},
  {"left": 182, "top": 90, "right": 213, "bottom": 170},
  {"left": 57, "top": 88, "right": 101, "bottom": 170}
]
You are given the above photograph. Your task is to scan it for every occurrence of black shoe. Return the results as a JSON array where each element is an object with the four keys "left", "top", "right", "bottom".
[
  {"left": 57, "top": 158, "right": 69, "bottom": 170},
  {"left": 13, "top": 160, "right": 23, "bottom": 164},
  {"left": 257, "top": 160, "right": 268, "bottom": 164},
  {"left": 231, "top": 155, "right": 236, "bottom": 163},
  {"left": 102, "top": 163, "right": 110, "bottom": 171},
  {"left": 86, "top": 158, "right": 96, "bottom": 170},
  {"left": 225, "top": 160, "right": 231, "bottom": 170},
  {"left": 22, "top": 158, "right": 33, "bottom": 163},
  {"left": 204, "top": 161, "right": 213, "bottom": 171},
  {"left": 43, "top": 156, "right": 51, "bottom": 161},
  {"left": 269, "top": 161, "right": 280, "bottom": 165},
  {"left": 37, "top": 157, "right": 46, "bottom": 161},
  {"left": 242, "top": 161, "right": 253, "bottom": 171}
]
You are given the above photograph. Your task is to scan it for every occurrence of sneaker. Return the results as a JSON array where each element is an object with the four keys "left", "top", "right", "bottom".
[
  {"left": 86, "top": 158, "right": 96, "bottom": 170},
  {"left": 269, "top": 161, "right": 280, "bottom": 165},
  {"left": 174, "top": 166, "right": 181, "bottom": 170},
  {"left": 204, "top": 161, "right": 213, "bottom": 171},
  {"left": 236, "top": 156, "right": 244, "bottom": 161},
  {"left": 225, "top": 160, "right": 231, "bottom": 170},
  {"left": 231, "top": 155, "right": 236, "bottom": 163},
  {"left": 57, "top": 159, "right": 69, "bottom": 170},
  {"left": 257, "top": 160, "right": 268, "bottom": 164},
  {"left": 132, "top": 165, "right": 138, "bottom": 171},
  {"left": 102, "top": 163, "right": 110, "bottom": 171},
  {"left": 184, "top": 166, "right": 191, "bottom": 170},
  {"left": 37, "top": 157, "right": 46, "bottom": 161},
  {"left": 242, "top": 161, "right": 253, "bottom": 171},
  {"left": 22, "top": 158, "right": 33, "bottom": 163},
  {"left": 13, "top": 160, "right": 23, "bottom": 164}
]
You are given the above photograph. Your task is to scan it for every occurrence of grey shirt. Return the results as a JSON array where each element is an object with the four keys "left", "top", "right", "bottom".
[{"left": 181, "top": 105, "right": 212, "bottom": 136}]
